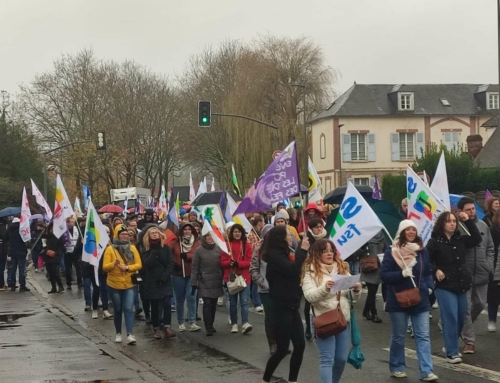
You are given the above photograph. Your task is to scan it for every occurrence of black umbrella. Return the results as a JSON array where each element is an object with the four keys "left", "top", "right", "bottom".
[
  {"left": 323, "top": 185, "right": 373, "bottom": 205},
  {"left": 191, "top": 190, "right": 242, "bottom": 207},
  {"left": 0, "top": 207, "right": 21, "bottom": 218}
]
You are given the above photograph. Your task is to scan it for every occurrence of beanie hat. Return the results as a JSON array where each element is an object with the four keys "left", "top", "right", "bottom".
[
  {"left": 12, "top": 217, "right": 20, "bottom": 223},
  {"left": 276, "top": 202, "right": 286, "bottom": 211},
  {"left": 116, "top": 224, "right": 128, "bottom": 236},
  {"left": 395, "top": 219, "right": 418, "bottom": 240},
  {"left": 226, "top": 221, "right": 235, "bottom": 229},
  {"left": 261, "top": 224, "right": 273, "bottom": 238},
  {"left": 274, "top": 211, "right": 289, "bottom": 223},
  {"left": 158, "top": 221, "right": 168, "bottom": 231}
]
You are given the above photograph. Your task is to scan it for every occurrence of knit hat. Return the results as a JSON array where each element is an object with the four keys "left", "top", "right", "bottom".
[
  {"left": 226, "top": 221, "right": 235, "bottom": 229},
  {"left": 12, "top": 218, "right": 20, "bottom": 223},
  {"left": 261, "top": 224, "right": 273, "bottom": 238},
  {"left": 395, "top": 219, "right": 418, "bottom": 240},
  {"left": 274, "top": 210, "right": 289, "bottom": 223},
  {"left": 276, "top": 202, "right": 286, "bottom": 211},
  {"left": 115, "top": 224, "right": 128, "bottom": 237},
  {"left": 158, "top": 221, "right": 168, "bottom": 231}
]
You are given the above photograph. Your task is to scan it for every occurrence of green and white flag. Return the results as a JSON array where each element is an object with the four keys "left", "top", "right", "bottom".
[{"left": 232, "top": 164, "right": 241, "bottom": 197}]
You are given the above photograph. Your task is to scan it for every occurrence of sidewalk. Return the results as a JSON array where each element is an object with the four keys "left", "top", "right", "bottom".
[{"left": 0, "top": 277, "right": 163, "bottom": 383}]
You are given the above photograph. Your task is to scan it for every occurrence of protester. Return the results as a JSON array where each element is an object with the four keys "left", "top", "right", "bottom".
[
  {"left": 261, "top": 226, "right": 308, "bottom": 383},
  {"left": 274, "top": 211, "right": 298, "bottom": 249},
  {"left": 302, "top": 239, "right": 362, "bottom": 383},
  {"left": 250, "top": 224, "right": 275, "bottom": 353},
  {"left": 112, "top": 217, "right": 124, "bottom": 229},
  {"left": 140, "top": 226, "right": 175, "bottom": 340},
  {"left": 322, "top": 204, "right": 334, "bottom": 220},
  {"left": 399, "top": 198, "right": 408, "bottom": 219},
  {"left": 297, "top": 202, "right": 324, "bottom": 236},
  {"left": 221, "top": 223, "right": 253, "bottom": 334},
  {"left": 168, "top": 222, "right": 202, "bottom": 332},
  {"left": 30, "top": 222, "right": 45, "bottom": 273},
  {"left": 248, "top": 216, "right": 264, "bottom": 313},
  {"left": 490, "top": 209, "right": 500, "bottom": 331},
  {"left": 287, "top": 208, "right": 299, "bottom": 230},
  {"left": 7, "top": 218, "right": 29, "bottom": 292},
  {"left": 427, "top": 211, "right": 481, "bottom": 363},
  {"left": 103, "top": 224, "right": 142, "bottom": 345},
  {"left": 138, "top": 209, "right": 155, "bottom": 230},
  {"left": 64, "top": 217, "right": 83, "bottom": 289},
  {"left": 0, "top": 219, "right": 8, "bottom": 290},
  {"left": 380, "top": 220, "right": 438, "bottom": 381},
  {"left": 264, "top": 210, "right": 274, "bottom": 225},
  {"left": 360, "top": 231, "right": 386, "bottom": 324},
  {"left": 191, "top": 231, "right": 224, "bottom": 336},
  {"left": 128, "top": 229, "right": 137, "bottom": 246},
  {"left": 483, "top": 196, "right": 500, "bottom": 227},
  {"left": 458, "top": 197, "right": 494, "bottom": 354},
  {"left": 42, "top": 222, "right": 66, "bottom": 294}
]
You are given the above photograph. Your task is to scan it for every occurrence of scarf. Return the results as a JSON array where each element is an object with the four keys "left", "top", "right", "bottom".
[
  {"left": 391, "top": 242, "right": 421, "bottom": 270},
  {"left": 321, "top": 262, "right": 335, "bottom": 275},
  {"left": 181, "top": 234, "right": 195, "bottom": 252},
  {"left": 308, "top": 227, "right": 327, "bottom": 241},
  {"left": 201, "top": 236, "right": 216, "bottom": 250},
  {"left": 112, "top": 239, "right": 134, "bottom": 262}
]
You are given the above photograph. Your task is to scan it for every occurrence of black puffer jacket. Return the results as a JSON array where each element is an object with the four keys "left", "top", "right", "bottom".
[
  {"left": 140, "top": 242, "right": 174, "bottom": 300},
  {"left": 42, "top": 232, "right": 66, "bottom": 264},
  {"left": 7, "top": 222, "right": 27, "bottom": 258},
  {"left": 426, "top": 219, "right": 482, "bottom": 293}
]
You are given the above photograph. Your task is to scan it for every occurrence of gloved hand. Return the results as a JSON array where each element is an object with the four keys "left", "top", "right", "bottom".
[
  {"left": 230, "top": 259, "right": 239, "bottom": 268},
  {"left": 402, "top": 268, "right": 414, "bottom": 278},
  {"left": 180, "top": 252, "right": 187, "bottom": 261},
  {"left": 191, "top": 286, "right": 198, "bottom": 296}
]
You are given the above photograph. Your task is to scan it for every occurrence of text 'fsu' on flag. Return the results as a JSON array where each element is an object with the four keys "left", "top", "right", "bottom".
[{"left": 235, "top": 141, "right": 300, "bottom": 214}]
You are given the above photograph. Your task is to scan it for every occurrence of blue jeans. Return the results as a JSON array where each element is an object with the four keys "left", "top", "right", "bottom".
[
  {"left": 435, "top": 288, "right": 468, "bottom": 357},
  {"left": 172, "top": 275, "right": 196, "bottom": 324},
  {"left": 251, "top": 282, "right": 262, "bottom": 307},
  {"left": 9, "top": 257, "right": 26, "bottom": 288},
  {"left": 83, "top": 278, "right": 92, "bottom": 306},
  {"left": 488, "top": 303, "right": 499, "bottom": 322},
  {"left": 388, "top": 311, "right": 433, "bottom": 378},
  {"left": 229, "top": 284, "right": 250, "bottom": 325},
  {"left": 348, "top": 260, "right": 359, "bottom": 275},
  {"left": 133, "top": 286, "right": 140, "bottom": 310},
  {"left": 315, "top": 322, "right": 351, "bottom": 383},
  {"left": 59, "top": 254, "right": 65, "bottom": 273},
  {"left": 107, "top": 286, "right": 135, "bottom": 335}
]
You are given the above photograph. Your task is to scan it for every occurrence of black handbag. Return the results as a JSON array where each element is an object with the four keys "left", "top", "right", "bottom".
[{"left": 114, "top": 248, "right": 142, "bottom": 284}]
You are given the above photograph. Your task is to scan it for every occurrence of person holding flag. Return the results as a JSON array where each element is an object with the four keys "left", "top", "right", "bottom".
[{"left": 41, "top": 223, "right": 66, "bottom": 294}]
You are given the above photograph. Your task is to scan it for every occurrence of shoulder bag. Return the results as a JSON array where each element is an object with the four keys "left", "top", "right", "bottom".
[
  {"left": 359, "top": 255, "right": 379, "bottom": 273},
  {"left": 393, "top": 250, "right": 421, "bottom": 308},
  {"left": 226, "top": 244, "right": 247, "bottom": 295},
  {"left": 312, "top": 291, "right": 347, "bottom": 338},
  {"left": 113, "top": 248, "right": 143, "bottom": 285}
]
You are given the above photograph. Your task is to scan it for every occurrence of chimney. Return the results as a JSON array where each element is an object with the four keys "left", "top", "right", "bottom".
[{"left": 466, "top": 135, "right": 483, "bottom": 158}]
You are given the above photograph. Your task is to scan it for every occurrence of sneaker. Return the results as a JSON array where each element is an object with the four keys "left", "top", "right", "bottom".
[
  {"left": 429, "top": 313, "right": 433, "bottom": 319},
  {"left": 199, "top": 298, "right": 203, "bottom": 304},
  {"left": 115, "top": 334, "right": 122, "bottom": 343},
  {"left": 463, "top": 344, "right": 474, "bottom": 354},
  {"left": 442, "top": 347, "right": 462, "bottom": 358},
  {"left": 103, "top": 310, "right": 113, "bottom": 319},
  {"left": 135, "top": 307, "right": 143, "bottom": 317},
  {"left": 242, "top": 322, "right": 253, "bottom": 334},
  {"left": 188, "top": 323, "right": 202, "bottom": 332},
  {"left": 391, "top": 371, "right": 407, "bottom": 378},
  {"left": 84, "top": 306, "right": 91, "bottom": 312},
  {"left": 488, "top": 321, "right": 496, "bottom": 332},
  {"left": 217, "top": 296, "right": 224, "bottom": 306},
  {"left": 231, "top": 324, "right": 238, "bottom": 333},
  {"left": 255, "top": 306, "right": 264, "bottom": 313},
  {"left": 227, "top": 316, "right": 232, "bottom": 325},
  {"left": 178, "top": 323, "right": 186, "bottom": 332},
  {"left": 19, "top": 286, "right": 30, "bottom": 292},
  {"left": 432, "top": 302, "right": 439, "bottom": 309},
  {"left": 422, "top": 373, "right": 439, "bottom": 381},
  {"left": 446, "top": 356, "right": 462, "bottom": 364},
  {"left": 35, "top": 268, "right": 39, "bottom": 273},
  {"left": 126, "top": 334, "right": 136, "bottom": 345},
  {"left": 92, "top": 310, "right": 98, "bottom": 319},
  {"left": 171, "top": 305, "right": 176, "bottom": 312}
]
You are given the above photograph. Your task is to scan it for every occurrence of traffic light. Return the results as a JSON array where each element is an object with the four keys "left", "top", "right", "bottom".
[
  {"left": 198, "top": 101, "right": 211, "bottom": 127},
  {"left": 96, "top": 132, "right": 106, "bottom": 150}
]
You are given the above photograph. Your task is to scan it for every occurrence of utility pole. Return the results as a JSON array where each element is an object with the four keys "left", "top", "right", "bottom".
[{"left": 292, "top": 83, "right": 308, "bottom": 201}]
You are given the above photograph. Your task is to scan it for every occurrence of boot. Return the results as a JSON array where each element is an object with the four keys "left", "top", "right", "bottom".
[
  {"left": 372, "top": 313, "right": 382, "bottom": 323},
  {"left": 153, "top": 329, "right": 162, "bottom": 339},
  {"left": 362, "top": 307, "right": 373, "bottom": 320},
  {"left": 265, "top": 328, "right": 277, "bottom": 355},
  {"left": 164, "top": 327, "right": 176, "bottom": 339},
  {"left": 57, "top": 283, "right": 65, "bottom": 294}
]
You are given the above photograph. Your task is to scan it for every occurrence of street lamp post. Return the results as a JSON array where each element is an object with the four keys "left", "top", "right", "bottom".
[{"left": 292, "top": 83, "right": 308, "bottom": 200}]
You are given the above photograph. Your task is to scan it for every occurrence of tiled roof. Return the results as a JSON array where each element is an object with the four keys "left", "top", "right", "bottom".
[{"left": 476, "top": 127, "right": 500, "bottom": 168}]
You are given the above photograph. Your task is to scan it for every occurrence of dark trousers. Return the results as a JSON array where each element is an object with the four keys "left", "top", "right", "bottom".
[
  {"left": 0, "top": 252, "right": 7, "bottom": 287},
  {"left": 64, "top": 252, "right": 82, "bottom": 286},
  {"left": 364, "top": 283, "right": 379, "bottom": 316},
  {"left": 138, "top": 283, "right": 150, "bottom": 317},
  {"left": 9, "top": 257, "right": 26, "bottom": 288},
  {"left": 202, "top": 297, "right": 217, "bottom": 330},
  {"left": 259, "top": 293, "right": 273, "bottom": 329},
  {"left": 46, "top": 262, "right": 63, "bottom": 289},
  {"left": 150, "top": 296, "right": 172, "bottom": 329},
  {"left": 263, "top": 306, "right": 305, "bottom": 382},
  {"left": 304, "top": 299, "right": 312, "bottom": 334},
  {"left": 98, "top": 274, "right": 109, "bottom": 310}
]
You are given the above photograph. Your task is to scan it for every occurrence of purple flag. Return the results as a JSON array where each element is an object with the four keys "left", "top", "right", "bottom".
[
  {"left": 235, "top": 141, "right": 300, "bottom": 214},
  {"left": 485, "top": 189, "right": 493, "bottom": 201},
  {"left": 372, "top": 175, "right": 382, "bottom": 200}
]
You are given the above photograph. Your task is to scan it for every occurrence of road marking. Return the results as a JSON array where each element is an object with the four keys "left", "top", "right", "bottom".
[{"left": 383, "top": 348, "right": 500, "bottom": 382}]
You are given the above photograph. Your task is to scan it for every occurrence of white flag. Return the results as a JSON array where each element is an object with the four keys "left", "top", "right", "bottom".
[
  {"left": 53, "top": 175, "right": 74, "bottom": 239},
  {"left": 123, "top": 195, "right": 129, "bottom": 219},
  {"left": 159, "top": 185, "right": 168, "bottom": 216},
  {"left": 407, "top": 166, "right": 447, "bottom": 245},
  {"left": 74, "top": 197, "right": 83, "bottom": 218},
  {"left": 308, "top": 156, "right": 323, "bottom": 204},
  {"left": 201, "top": 217, "right": 229, "bottom": 254},
  {"left": 82, "top": 199, "right": 110, "bottom": 266},
  {"left": 226, "top": 193, "right": 253, "bottom": 234},
  {"left": 31, "top": 179, "right": 52, "bottom": 220},
  {"left": 19, "top": 187, "right": 32, "bottom": 242},
  {"left": 189, "top": 173, "right": 196, "bottom": 201},
  {"left": 329, "top": 182, "right": 385, "bottom": 260},
  {"left": 196, "top": 178, "right": 207, "bottom": 197},
  {"left": 211, "top": 177, "right": 215, "bottom": 192},
  {"left": 430, "top": 152, "right": 451, "bottom": 210}
]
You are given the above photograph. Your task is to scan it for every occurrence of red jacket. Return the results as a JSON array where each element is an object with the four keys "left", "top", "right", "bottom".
[
  {"left": 298, "top": 202, "right": 324, "bottom": 234},
  {"left": 221, "top": 240, "right": 253, "bottom": 284}
]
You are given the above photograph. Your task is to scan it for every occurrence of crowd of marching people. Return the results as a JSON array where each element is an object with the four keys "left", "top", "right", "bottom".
[{"left": 1, "top": 191, "right": 500, "bottom": 383}]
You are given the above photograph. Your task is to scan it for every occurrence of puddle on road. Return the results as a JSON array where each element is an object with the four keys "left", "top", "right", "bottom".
[
  {"left": 0, "top": 343, "right": 27, "bottom": 349},
  {"left": 0, "top": 312, "right": 37, "bottom": 330}
]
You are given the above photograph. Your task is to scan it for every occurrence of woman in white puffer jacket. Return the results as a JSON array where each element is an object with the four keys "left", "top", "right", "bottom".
[{"left": 302, "top": 239, "right": 361, "bottom": 383}]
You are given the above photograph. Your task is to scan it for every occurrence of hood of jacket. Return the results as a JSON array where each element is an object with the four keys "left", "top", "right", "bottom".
[
  {"left": 179, "top": 222, "right": 198, "bottom": 240},
  {"left": 304, "top": 203, "right": 323, "bottom": 218}
]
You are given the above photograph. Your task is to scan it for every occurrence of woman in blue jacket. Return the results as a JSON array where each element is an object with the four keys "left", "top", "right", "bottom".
[{"left": 380, "top": 220, "right": 438, "bottom": 382}]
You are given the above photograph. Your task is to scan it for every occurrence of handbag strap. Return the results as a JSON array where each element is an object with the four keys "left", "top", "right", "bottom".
[
  {"left": 311, "top": 291, "right": 342, "bottom": 318},
  {"left": 113, "top": 247, "right": 129, "bottom": 266},
  {"left": 395, "top": 248, "right": 422, "bottom": 288}
]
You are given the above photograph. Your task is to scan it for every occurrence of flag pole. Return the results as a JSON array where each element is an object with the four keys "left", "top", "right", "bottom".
[{"left": 299, "top": 193, "right": 307, "bottom": 237}]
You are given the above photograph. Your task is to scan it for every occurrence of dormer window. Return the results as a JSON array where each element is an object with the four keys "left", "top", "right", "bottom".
[
  {"left": 488, "top": 92, "right": 499, "bottom": 109},
  {"left": 398, "top": 92, "right": 414, "bottom": 111}
]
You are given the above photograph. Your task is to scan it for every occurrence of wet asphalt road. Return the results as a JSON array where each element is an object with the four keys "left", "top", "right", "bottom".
[{"left": 2, "top": 267, "right": 500, "bottom": 383}]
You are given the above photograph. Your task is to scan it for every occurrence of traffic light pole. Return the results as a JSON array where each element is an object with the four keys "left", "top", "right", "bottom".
[
  {"left": 43, "top": 140, "right": 94, "bottom": 200},
  {"left": 211, "top": 113, "right": 278, "bottom": 130}
]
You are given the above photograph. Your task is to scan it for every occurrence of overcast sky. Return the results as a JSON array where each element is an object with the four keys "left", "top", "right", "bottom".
[{"left": 1, "top": 0, "right": 498, "bottom": 101}]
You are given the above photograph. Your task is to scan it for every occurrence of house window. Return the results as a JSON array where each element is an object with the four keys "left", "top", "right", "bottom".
[
  {"left": 444, "top": 132, "right": 460, "bottom": 151},
  {"left": 325, "top": 177, "right": 332, "bottom": 193},
  {"left": 488, "top": 93, "right": 499, "bottom": 110},
  {"left": 320, "top": 133, "right": 326, "bottom": 159},
  {"left": 353, "top": 178, "right": 369, "bottom": 186},
  {"left": 350, "top": 133, "right": 367, "bottom": 161},
  {"left": 399, "top": 133, "right": 415, "bottom": 160},
  {"left": 399, "top": 92, "right": 414, "bottom": 111}
]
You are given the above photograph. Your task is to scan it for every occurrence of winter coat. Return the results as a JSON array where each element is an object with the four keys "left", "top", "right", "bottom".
[
  {"left": 250, "top": 246, "right": 269, "bottom": 293},
  {"left": 0, "top": 223, "right": 8, "bottom": 256},
  {"left": 491, "top": 226, "right": 500, "bottom": 281},
  {"left": 140, "top": 242, "right": 174, "bottom": 300},
  {"left": 221, "top": 240, "right": 252, "bottom": 284},
  {"left": 359, "top": 231, "right": 386, "bottom": 285},
  {"left": 168, "top": 222, "right": 200, "bottom": 278},
  {"left": 266, "top": 247, "right": 307, "bottom": 310},
  {"left": 7, "top": 222, "right": 27, "bottom": 258},
  {"left": 30, "top": 229, "right": 44, "bottom": 256},
  {"left": 426, "top": 219, "right": 482, "bottom": 293},
  {"left": 302, "top": 264, "right": 360, "bottom": 322},
  {"left": 380, "top": 247, "right": 434, "bottom": 313},
  {"left": 191, "top": 242, "right": 224, "bottom": 299},
  {"left": 461, "top": 218, "right": 495, "bottom": 286},
  {"left": 42, "top": 232, "right": 66, "bottom": 264},
  {"left": 297, "top": 203, "right": 324, "bottom": 234}
]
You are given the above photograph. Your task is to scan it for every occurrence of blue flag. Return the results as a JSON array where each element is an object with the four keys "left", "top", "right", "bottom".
[{"left": 82, "top": 185, "right": 91, "bottom": 211}]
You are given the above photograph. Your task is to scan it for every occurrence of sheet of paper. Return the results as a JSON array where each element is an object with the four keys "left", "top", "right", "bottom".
[{"left": 329, "top": 274, "right": 360, "bottom": 293}]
